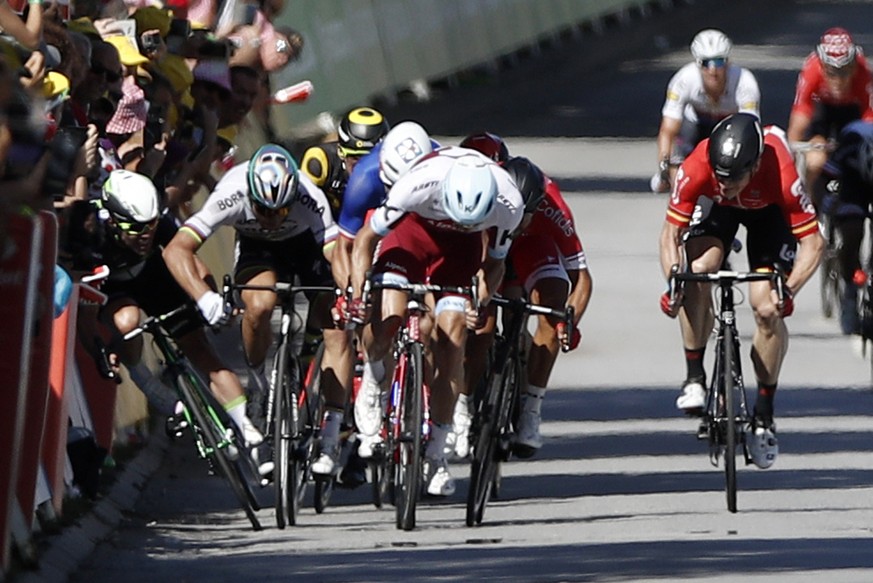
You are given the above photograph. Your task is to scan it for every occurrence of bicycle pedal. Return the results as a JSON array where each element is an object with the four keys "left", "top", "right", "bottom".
[{"left": 696, "top": 422, "right": 709, "bottom": 440}]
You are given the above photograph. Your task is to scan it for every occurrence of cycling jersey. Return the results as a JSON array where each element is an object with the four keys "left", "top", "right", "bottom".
[
  {"left": 667, "top": 126, "right": 819, "bottom": 240},
  {"left": 180, "top": 161, "right": 338, "bottom": 245},
  {"left": 519, "top": 177, "right": 587, "bottom": 270},
  {"left": 337, "top": 143, "right": 385, "bottom": 239},
  {"left": 301, "top": 141, "right": 347, "bottom": 219},
  {"left": 662, "top": 62, "right": 761, "bottom": 124},
  {"left": 791, "top": 53, "right": 873, "bottom": 120},
  {"left": 823, "top": 120, "right": 873, "bottom": 210},
  {"left": 369, "top": 146, "right": 523, "bottom": 260}
]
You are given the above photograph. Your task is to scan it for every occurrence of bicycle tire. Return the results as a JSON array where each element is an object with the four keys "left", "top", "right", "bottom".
[
  {"left": 396, "top": 343, "right": 423, "bottom": 531},
  {"left": 371, "top": 421, "right": 395, "bottom": 508},
  {"left": 273, "top": 344, "right": 293, "bottom": 529},
  {"left": 820, "top": 247, "right": 841, "bottom": 320},
  {"left": 466, "top": 345, "right": 516, "bottom": 527},
  {"left": 313, "top": 475, "right": 333, "bottom": 514},
  {"left": 177, "top": 373, "right": 262, "bottom": 531},
  {"left": 723, "top": 325, "right": 738, "bottom": 514}
]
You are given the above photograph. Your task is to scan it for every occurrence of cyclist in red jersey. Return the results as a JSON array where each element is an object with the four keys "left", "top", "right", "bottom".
[
  {"left": 659, "top": 113, "right": 824, "bottom": 469},
  {"left": 788, "top": 27, "right": 873, "bottom": 201},
  {"left": 459, "top": 156, "right": 591, "bottom": 459}
]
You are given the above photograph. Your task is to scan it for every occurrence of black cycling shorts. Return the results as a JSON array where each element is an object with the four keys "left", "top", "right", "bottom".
[
  {"left": 101, "top": 252, "right": 202, "bottom": 338},
  {"left": 806, "top": 102, "right": 862, "bottom": 142},
  {"left": 685, "top": 199, "right": 797, "bottom": 271},
  {"left": 234, "top": 232, "right": 333, "bottom": 290}
]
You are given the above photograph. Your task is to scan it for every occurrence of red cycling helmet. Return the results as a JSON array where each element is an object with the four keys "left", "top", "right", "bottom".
[
  {"left": 459, "top": 132, "right": 510, "bottom": 163},
  {"left": 817, "top": 27, "right": 857, "bottom": 69}
]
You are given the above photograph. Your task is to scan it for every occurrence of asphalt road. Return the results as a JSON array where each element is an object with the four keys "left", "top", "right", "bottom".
[{"left": 69, "top": 1, "right": 873, "bottom": 581}]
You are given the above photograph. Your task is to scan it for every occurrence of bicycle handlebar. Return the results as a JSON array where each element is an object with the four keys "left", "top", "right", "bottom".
[
  {"left": 489, "top": 294, "right": 576, "bottom": 353},
  {"left": 669, "top": 265, "right": 787, "bottom": 307},
  {"left": 221, "top": 274, "right": 336, "bottom": 306}
]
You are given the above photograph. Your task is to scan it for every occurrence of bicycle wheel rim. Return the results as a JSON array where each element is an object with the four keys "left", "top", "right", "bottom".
[
  {"left": 724, "top": 326, "right": 738, "bottom": 513},
  {"left": 396, "top": 345, "right": 423, "bottom": 531},
  {"left": 274, "top": 346, "right": 291, "bottom": 529},
  {"left": 178, "top": 374, "right": 262, "bottom": 530}
]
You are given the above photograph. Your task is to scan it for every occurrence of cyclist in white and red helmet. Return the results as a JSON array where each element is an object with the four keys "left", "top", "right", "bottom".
[
  {"left": 788, "top": 27, "right": 873, "bottom": 200},
  {"left": 652, "top": 29, "right": 761, "bottom": 193}
]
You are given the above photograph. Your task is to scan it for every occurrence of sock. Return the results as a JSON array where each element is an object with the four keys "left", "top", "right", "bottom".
[
  {"left": 755, "top": 384, "right": 777, "bottom": 421},
  {"left": 321, "top": 409, "right": 344, "bottom": 448},
  {"left": 523, "top": 385, "right": 546, "bottom": 415},
  {"left": 426, "top": 422, "right": 451, "bottom": 459},
  {"left": 224, "top": 395, "right": 249, "bottom": 429},
  {"left": 685, "top": 347, "right": 706, "bottom": 382},
  {"left": 362, "top": 357, "right": 385, "bottom": 385},
  {"left": 128, "top": 362, "right": 176, "bottom": 415},
  {"left": 456, "top": 393, "right": 471, "bottom": 416}
]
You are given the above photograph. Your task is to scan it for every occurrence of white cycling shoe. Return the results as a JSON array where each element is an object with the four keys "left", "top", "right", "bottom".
[
  {"left": 423, "top": 457, "right": 455, "bottom": 497},
  {"left": 748, "top": 422, "right": 778, "bottom": 469},
  {"left": 676, "top": 379, "right": 706, "bottom": 411},
  {"left": 354, "top": 375, "right": 383, "bottom": 437}
]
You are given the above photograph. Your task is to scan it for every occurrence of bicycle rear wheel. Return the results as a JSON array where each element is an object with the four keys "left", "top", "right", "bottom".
[
  {"left": 396, "top": 344, "right": 423, "bottom": 531},
  {"left": 723, "top": 326, "right": 738, "bottom": 514},
  {"left": 177, "top": 373, "right": 262, "bottom": 530},
  {"left": 467, "top": 345, "right": 516, "bottom": 527},
  {"left": 819, "top": 231, "right": 841, "bottom": 319}
]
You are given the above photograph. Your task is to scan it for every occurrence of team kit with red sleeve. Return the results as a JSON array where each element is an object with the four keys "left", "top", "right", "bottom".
[{"left": 667, "top": 127, "right": 819, "bottom": 269}]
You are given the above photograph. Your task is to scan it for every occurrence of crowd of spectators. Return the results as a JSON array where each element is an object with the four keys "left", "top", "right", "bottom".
[{"left": 0, "top": 0, "right": 304, "bottom": 247}]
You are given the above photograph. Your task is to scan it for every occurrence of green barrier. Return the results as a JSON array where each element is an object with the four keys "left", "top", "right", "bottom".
[{"left": 268, "top": 0, "right": 664, "bottom": 137}]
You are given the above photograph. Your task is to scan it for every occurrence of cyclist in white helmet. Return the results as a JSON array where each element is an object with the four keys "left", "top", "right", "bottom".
[
  {"left": 652, "top": 28, "right": 761, "bottom": 193},
  {"left": 164, "top": 144, "right": 355, "bottom": 477},
  {"left": 348, "top": 146, "right": 523, "bottom": 497}
]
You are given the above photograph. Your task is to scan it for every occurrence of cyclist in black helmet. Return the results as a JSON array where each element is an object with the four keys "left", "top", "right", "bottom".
[
  {"left": 301, "top": 106, "right": 389, "bottom": 219},
  {"left": 658, "top": 113, "right": 824, "bottom": 469}
]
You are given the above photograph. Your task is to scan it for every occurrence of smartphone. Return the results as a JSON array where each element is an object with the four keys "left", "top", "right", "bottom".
[
  {"left": 144, "top": 104, "right": 166, "bottom": 150},
  {"left": 141, "top": 31, "right": 161, "bottom": 54}
]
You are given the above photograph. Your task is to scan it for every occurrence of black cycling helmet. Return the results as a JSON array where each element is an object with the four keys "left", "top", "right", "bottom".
[
  {"left": 502, "top": 156, "right": 546, "bottom": 214},
  {"left": 337, "top": 107, "right": 389, "bottom": 156},
  {"left": 460, "top": 131, "right": 510, "bottom": 163},
  {"left": 707, "top": 113, "right": 764, "bottom": 180}
]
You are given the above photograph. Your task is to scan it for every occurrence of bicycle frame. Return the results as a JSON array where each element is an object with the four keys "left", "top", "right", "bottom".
[
  {"left": 672, "top": 268, "right": 781, "bottom": 513},
  {"left": 124, "top": 306, "right": 262, "bottom": 530}
]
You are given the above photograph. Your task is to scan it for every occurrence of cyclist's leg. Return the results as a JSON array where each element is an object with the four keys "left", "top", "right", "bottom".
[{"left": 832, "top": 193, "right": 868, "bottom": 334}]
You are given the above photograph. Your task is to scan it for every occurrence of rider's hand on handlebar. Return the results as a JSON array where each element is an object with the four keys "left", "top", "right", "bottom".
[
  {"left": 556, "top": 322, "right": 582, "bottom": 351},
  {"left": 465, "top": 302, "right": 487, "bottom": 330},
  {"left": 348, "top": 297, "right": 368, "bottom": 326},
  {"left": 196, "top": 290, "right": 229, "bottom": 326},
  {"left": 660, "top": 289, "right": 682, "bottom": 318},
  {"left": 774, "top": 287, "right": 794, "bottom": 318}
]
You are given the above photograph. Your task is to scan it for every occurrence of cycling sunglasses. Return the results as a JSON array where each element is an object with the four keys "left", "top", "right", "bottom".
[
  {"left": 253, "top": 202, "right": 290, "bottom": 219},
  {"left": 699, "top": 57, "right": 727, "bottom": 69},
  {"left": 115, "top": 218, "right": 158, "bottom": 235}
]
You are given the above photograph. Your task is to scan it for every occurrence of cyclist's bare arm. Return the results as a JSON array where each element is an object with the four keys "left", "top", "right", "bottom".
[
  {"left": 787, "top": 111, "right": 812, "bottom": 144},
  {"left": 350, "top": 221, "right": 382, "bottom": 298},
  {"left": 659, "top": 221, "right": 684, "bottom": 279},
  {"left": 480, "top": 254, "right": 505, "bottom": 306},
  {"left": 331, "top": 234, "right": 355, "bottom": 291},
  {"left": 786, "top": 231, "right": 825, "bottom": 294},
  {"left": 164, "top": 229, "right": 212, "bottom": 302},
  {"left": 656, "top": 116, "right": 682, "bottom": 167},
  {"left": 567, "top": 267, "right": 592, "bottom": 325}
]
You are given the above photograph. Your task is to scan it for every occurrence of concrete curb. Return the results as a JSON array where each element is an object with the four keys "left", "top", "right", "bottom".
[{"left": 14, "top": 431, "right": 169, "bottom": 583}]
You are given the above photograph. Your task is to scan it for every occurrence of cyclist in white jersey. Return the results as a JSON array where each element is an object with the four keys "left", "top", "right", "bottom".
[
  {"left": 164, "top": 144, "right": 354, "bottom": 476},
  {"left": 653, "top": 29, "right": 761, "bottom": 193},
  {"left": 349, "top": 146, "right": 523, "bottom": 496}
]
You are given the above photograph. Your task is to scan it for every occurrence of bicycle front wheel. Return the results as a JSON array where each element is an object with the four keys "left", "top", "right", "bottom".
[
  {"left": 396, "top": 344, "right": 423, "bottom": 531},
  {"left": 274, "top": 345, "right": 306, "bottom": 527},
  {"left": 723, "top": 326, "right": 738, "bottom": 513},
  {"left": 467, "top": 345, "right": 516, "bottom": 527},
  {"left": 177, "top": 373, "right": 262, "bottom": 530}
]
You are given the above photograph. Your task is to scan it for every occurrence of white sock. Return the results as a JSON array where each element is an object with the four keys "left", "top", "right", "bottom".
[
  {"left": 128, "top": 362, "right": 176, "bottom": 415},
  {"left": 224, "top": 396, "right": 250, "bottom": 429},
  {"left": 321, "top": 410, "right": 344, "bottom": 449},
  {"left": 456, "top": 393, "right": 471, "bottom": 415},
  {"left": 523, "top": 385, "right": 546, "bottom": 415},
  {"left": 426, "top": 422, "right": 451, "bottom": 459}
]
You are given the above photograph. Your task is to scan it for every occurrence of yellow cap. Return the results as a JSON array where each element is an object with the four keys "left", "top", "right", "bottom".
[
  {"left": 132, "top": 6, "right": 172, "bottom": 38},
  {"left": 43, "top": 71, "right": 70, "bottom": 98},
  {"left": 66, "top": 17, "right": 100, "bottom": 37},
  {"left": 217, "top": 125, "right": 238, "bottom": 147},
  {"left": 154, "top": 54, "right": 193, "bottom": 95},
  {"left": 105, "top": 35, "right": 149, "bottom": 67}
]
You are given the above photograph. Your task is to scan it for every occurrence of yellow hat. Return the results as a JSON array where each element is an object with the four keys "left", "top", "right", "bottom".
[
  {"left": 154, "top": 54, "right": 193, "bottom": 95},
  {"left": 217, "top": 125, "right": 238, "bottom": 147},
  {"left": 105, "top": 35, "right": 149, "bottom": 67},
  {"left": 132, "top": 6, "right": 172, "bottom": 38},
  {"left": 43, "top": 71, "right": 70, "bottom": 99},
  {"left": 66, "top": 17, "right": 100, "bottom": 38}
]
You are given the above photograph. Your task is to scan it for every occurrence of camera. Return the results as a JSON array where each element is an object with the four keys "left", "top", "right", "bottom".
[
  {"left": 144, "top": 104, "right": 166, "bottom": 150},
  {"left": 141, "top": 31, "right": 161, "bottom": 54}
]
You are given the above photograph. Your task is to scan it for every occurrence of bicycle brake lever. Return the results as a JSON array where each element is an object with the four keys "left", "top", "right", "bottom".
[{"left": 560, "top": 306, "right": 575, "bottom": 353}]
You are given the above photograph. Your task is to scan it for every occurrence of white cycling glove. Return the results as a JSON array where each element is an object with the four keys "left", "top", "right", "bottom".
[{"left": 196, "top": 291, "right": 227, "bottom": 326}]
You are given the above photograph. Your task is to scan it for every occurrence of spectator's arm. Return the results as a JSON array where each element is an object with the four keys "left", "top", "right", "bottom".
[{"left": 0, "top": 0, "right": 42, "bottom": 50}]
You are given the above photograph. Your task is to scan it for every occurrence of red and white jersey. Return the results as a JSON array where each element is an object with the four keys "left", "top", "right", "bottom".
[
  {"left": 791, "top": 52, "right": 873, "bottom": 119},
  {"left": 666, "top": 126, "right": 819, "bottom": 240},
  {"left": 369, "top": 146, "right": 523, "bottom": 259},
  {"left": 515, "top": 177, "right": 587, "bottom": 271},
  {"left": 661, "top": 62, "right": 760, "bottom": 124}
]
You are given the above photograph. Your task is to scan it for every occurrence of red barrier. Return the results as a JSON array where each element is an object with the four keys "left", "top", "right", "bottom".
[
  {"left": 43, "top": 286, "right": 77, "bottom": 515},
  {"left": 75, "top": 339, "right": 117, "bottom": 451},
  {"left": 15, "top": 211, "right": 58, "bottom": 529},
  {"left": 0, "top": 213, "right": 42, "bottom": 573}
]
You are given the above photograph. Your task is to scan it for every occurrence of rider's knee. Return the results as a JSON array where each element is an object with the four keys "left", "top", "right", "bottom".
[
  {"left": 242, "top": 292, "right": 274, "bottom": 323},
  {"left": 112, "top": 305, "right": 141, "bottom": 335}
]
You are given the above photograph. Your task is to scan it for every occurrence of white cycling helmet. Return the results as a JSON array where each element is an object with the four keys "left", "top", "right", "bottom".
[
  {"left": 247, "top": 144, "right": 299, "bottom": 209},
  {"left": 441, "top": 155, "right": 497, "bottom": 227},
  {"left": 101, "top": 169, "right": 160, "bottom": 223},
  {"left": 690, "top": 29, "right": 732, "bottom": 62},
  {"left": 379, "top": 121, "right": 432, "bottom": 186}
]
